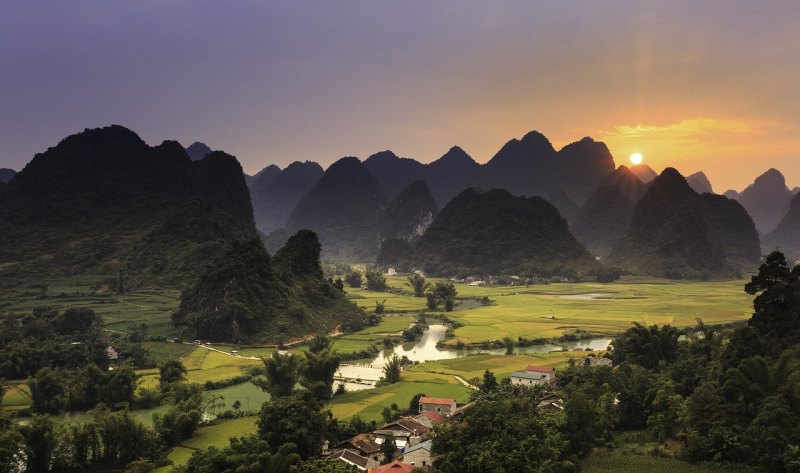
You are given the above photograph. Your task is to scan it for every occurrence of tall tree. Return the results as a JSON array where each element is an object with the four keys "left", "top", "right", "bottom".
[
  {"left": 257, "top": 396, "right": 329, "bottom": 459},
  {"left": 406, "top": 274, "right": 430, "bottom": 297},
  {"left": 253, "top": 352, "right": 301, "bottom": 398},
  {"left": 302, "top": 348, "right": 341, "bottom": 402},
  {"left": 383, "top": 355, "right": 402, "bottom": 384},
  {"left": 745, "top": 251, "right": 800, "bottom": 354}
]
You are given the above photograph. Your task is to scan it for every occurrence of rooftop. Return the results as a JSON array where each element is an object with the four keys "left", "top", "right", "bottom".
[
  {"left": 369, "top": 460, "right": 416, "bottom": 473},
  {"left": 525, "top": 365, "right": 555, "bottom": 373},
  {"left": 404, "top": 439, "right": 433, "bottom": 455},
  {"left": 415, "top": 410, "right": 446, "bottom": 424},
  {"left": 419, "top": 396, "right": 455, "bottom": 406}
]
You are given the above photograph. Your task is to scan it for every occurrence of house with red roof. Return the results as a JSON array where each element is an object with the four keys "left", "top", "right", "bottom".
[
  {"left": 418, "top": 396, "right": 457, "bottom": 417},
  {"left": 511, "top": 365, "right": 557, "bottom": 386},
  {"left": 368, "top": 460, "right": 416, "bottom": 473}
]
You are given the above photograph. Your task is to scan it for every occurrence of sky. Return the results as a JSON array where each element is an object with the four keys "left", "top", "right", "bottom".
[{"left": 1, "top": 1, "right": 799, "bottom": 192}]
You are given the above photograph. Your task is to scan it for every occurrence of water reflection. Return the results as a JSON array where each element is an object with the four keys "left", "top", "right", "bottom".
[{"left": 335, "top": 324, "right": 612, "bottom": 391}]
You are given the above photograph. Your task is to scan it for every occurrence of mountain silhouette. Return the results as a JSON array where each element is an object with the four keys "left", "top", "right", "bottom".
[
  {"left": 763, "top": 193, "right": 800, "bottom": 261},
  {"left": 249, "top": 161, "right": 323, "bottom": 235},
  {"left": 630, "top": 164, "right": 658, "bottom": 183},
  {"left": 734, "top": 168, "right": 794, "bottom": 234},
  {"left": 609, "top": 168, "right": 759, "bottom": 279},
  {"left": 0, "top": 125, "right": 255, "bottom": 286},
  {"left": 185, "top": 141, "right": 213, "bottom": 161},
  {"left": 686, "top": 171, "right": 714, "bottom": 194},
  {"left": 405, "top": 188, "right": 593, "bottom": 276},
  {"left": 0, "top": 168, "right": 16, "bottom": 183},
  {"left": 423, "top": 146, "right": 482, "bottom": 207},
  {"left": 363, "top": 150, "right": 426, "bottom": 200},
  {"left": 379, "top": 180, "right": 438, "bottom": 242},
  {"left": 287, "top": 156, "right": 386, "bottom": 261},
  {"left": 571, "top": 165, "right": 648, "bottom": 257}
]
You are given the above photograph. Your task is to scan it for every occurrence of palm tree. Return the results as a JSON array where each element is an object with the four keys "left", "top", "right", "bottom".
[{"left": 406, "top": 274, "right": 430, "bottom": 297}]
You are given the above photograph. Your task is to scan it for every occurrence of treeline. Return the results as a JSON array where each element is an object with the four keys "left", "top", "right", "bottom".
[{"left": 431, "top": 250, "right": 800, "bottom": 472}]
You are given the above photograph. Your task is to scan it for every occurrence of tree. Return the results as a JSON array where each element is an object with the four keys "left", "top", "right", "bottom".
[
  {"left": 182, "top": 436, "right": 301, "bottom": 473},
  {"left": 29, "top": 367, "right": 68, "bottom": 413},
  {"left": 345, "top": 271, "right": 363, "bottom": 289},
  {"left": 431, "top": 282, "right": 457, "bottom": 312},
  {"left": 745, "top": 251, "right": 800, "bottom": 354},
  {"left": 503, "top": 336, "right": 514, "bottom": 355},
  {"left": 432, "top": 385, "right": 573, "bottom": 472},
  {"left": 409, "top": 393, "right": 427, "bottom": 413},
  {"left": 308, "top": 334, "right": 332, "bottom": 353},
  {"left": 383, "top": 354, "right": 401, "bottom": 384},
  {"left": 159, "top": 360, "right": 187, "bottom": 388},
  {"left": 564, "top": 390, "right": 598, "bottom": 456},
  {"left": 425, "top": 292, "right": 437, "bottom": 310},
  {"left": 253, "top": 352, "right": 301, "bottom": 398},
  {"left": 380, "top": 433, "right": 397, "bottom": 463},
  {"left": 480, "top": 370, "right": 498, "bottom": 394},
  {"left": 257, "top": 396, "right": 329, "bottom": 459},
  {"left": 365, "top": 270, "right": 387, "bottom": 292},
  {"left": 19, "top": 415, "right": 57, "bottom": 473},
  {"left": 302, "top": 348, "right": 341, "bottom": 402},
  {"left": 406, "top": 274, "right": 430, "bottom": 297},
  {"left": 375, "top": 299, "right": 386, "bottom": 314},
  {"left": 611, "top": 323, "right": 679, "bottom": 370}
]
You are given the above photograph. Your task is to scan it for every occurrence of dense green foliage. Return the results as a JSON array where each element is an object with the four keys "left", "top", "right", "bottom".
[
  {"left": 257, "top": 396, "right": 330, "bottom": 459},
  {"left": 179, "top": 436, "right": 301, "bottom": 473},
  {"left": 610, "top": 168, "right": 761, "bottom": 279},
  {"left": 0, "top": 125, "right": 256, "bottom": 287},
  {"left": 173, "top": 232, "right": 367, "bottom": 342},
  {"left": 0, "top": 307, "right": 109, "bottom": 379},
  {"left": 556, "top": 252, "right": 800, "bottom": 471},
  {"left": 432, "top": 385, "right": 576, "bottom": 472},
  {"left": 404, "top": 188, "right": 595, "bottom": 276}
]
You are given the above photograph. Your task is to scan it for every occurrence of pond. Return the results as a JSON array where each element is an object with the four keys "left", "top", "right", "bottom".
[{"left": 334, "top": 325, "right": 612, "bottom": 391}]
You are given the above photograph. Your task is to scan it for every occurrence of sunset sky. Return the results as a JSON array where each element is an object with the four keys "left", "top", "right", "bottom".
[{"left": 1, "top": 1, "right": 799, "bottom": 192}]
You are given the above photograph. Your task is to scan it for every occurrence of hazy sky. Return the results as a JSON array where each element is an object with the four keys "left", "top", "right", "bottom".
[{"left": 1, "top": 1, "right": 799, "bottom": 192}]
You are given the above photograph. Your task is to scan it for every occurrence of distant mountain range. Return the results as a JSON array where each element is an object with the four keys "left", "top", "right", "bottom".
[
  {"left": 609, "top": 168, "right": 760, "bottom": 279},
  {"left": 0, "top": 126, "right": 255, "bottom": 286},
  {"left": 250, "top": 130, "right": 619, "bottom": 259},
  {"left": 393, "top": 188, "right": 595, "bottom": 276},
  {"left": 570, "top": 165, "right": 648, "bottom": 258},
  {"left": 185, "top": 141, "right": 212, "bottom": 161},
  {"left": 723, "top": 169, "right": 795, "bottom": 235},
  {"left": 763, "top": 192, "right": 800, "bottom": 262}
]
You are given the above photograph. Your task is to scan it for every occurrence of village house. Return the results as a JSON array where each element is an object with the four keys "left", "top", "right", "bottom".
[
  {"left": 329, "top": 448, "right": 376, "bottom": 471},
  {"left": 332, "top": 433, "right": 383, "bottom": 464},
  {"left": 510, "top": 365, "right": 557, "bottom": 386},
  {"left": 537, "top": 393, "right": 565, "bottom": 411},
  {"left": 374, "top": 417, "right": 431, "bottom": 450},
  {"left": 418, "top": 396, "right": 457, "bottom": 417},
  {"left": 368, "top": 460, "right": 416, "bottom": 473},
  {"left": 413, "top": 410, "right": 446, "bottom": 429},
  {"left": 402, "top": 439, "right": 433, "bottom": 471}
]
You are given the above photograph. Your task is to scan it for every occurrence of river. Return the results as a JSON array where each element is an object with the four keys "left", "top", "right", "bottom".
[{"left": 334, "top": 324, "right": 612, "bottom": 391}]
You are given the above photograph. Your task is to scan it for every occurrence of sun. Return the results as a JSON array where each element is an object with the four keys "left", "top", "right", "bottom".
[{"left": 629, "top": 153, "right": 643, "bottom": 165}]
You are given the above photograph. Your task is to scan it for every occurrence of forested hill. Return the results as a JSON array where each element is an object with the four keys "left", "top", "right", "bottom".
[
  {"left": 0, "top": 125, "right": 256, "bottom": 287},
  {"left": 172, "top": 231, "right": 366, "bottom": 342},
  {"left": 609, "top": 168, "right": 760, "bottom": 279},
  {"left": 401, "top": 188, "right": 595, "bottom": 276}
]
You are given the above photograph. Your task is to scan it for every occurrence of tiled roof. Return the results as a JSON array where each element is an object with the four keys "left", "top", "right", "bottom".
[
  {"left": 512, "top": 371, "right": 546, "bottom": 380},
  {"left": 369, "top": 460, "right": 416, "bottom": 473},
  {"left": 419, "top": 396, "right": 455, "bottom": 405},
  {"left": 404, "top": 439, "right": 433, "bottom": 454},
  {"left": 415, "top": 410, "right": 446, "bottom": 424},
  {"left": 525, "top": 365, "right": 555, "bottom": 373},
  {"left": 381, "top": 417, "right": 431, "bottom": 435},
  {"left": 332, "top": 449, "right": 369, "bottom": 469},
  {"left": 335, "top": 433, "right": 381, "bottom": 454}
]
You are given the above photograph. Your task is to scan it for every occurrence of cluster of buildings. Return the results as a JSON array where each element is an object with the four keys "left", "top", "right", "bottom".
[{"left": 326, "top": 396, "right": 464, "bottom": 472}]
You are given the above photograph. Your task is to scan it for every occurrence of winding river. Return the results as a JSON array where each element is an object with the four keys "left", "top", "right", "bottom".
[{"left": 335, "top": 325, "right": 612, "bottom": 390}]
